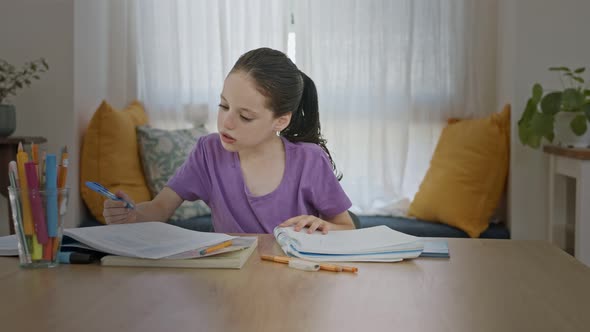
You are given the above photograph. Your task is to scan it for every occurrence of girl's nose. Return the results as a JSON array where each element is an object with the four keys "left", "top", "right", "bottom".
[{"left": 223, "top": 111, "right": 236, "bottom": 129}]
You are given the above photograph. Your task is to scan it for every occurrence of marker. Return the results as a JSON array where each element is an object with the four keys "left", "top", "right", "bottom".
[
  {"left": 58, "top": 251, "right": 99, "bottom": 264},
  {"left": 85, "top": 181, "right": 135, "bottom": 209}
]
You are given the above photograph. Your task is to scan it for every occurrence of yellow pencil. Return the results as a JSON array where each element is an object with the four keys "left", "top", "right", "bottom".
[
  {"left": 16, "top": 143, "right": 34, "bottom": 236},
  {"left": 199, "top": 240, "right": 232, "bottom": 255}
]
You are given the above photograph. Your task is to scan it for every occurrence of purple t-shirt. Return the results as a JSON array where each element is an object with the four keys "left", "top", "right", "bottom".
[{"left": 167, "top": 133, "right": 352, "bottom": 233}]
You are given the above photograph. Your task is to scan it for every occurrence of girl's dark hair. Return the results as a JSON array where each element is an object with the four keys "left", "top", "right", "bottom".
[{"left": 230, "top": 47, "right": 341, "bottom": 180}]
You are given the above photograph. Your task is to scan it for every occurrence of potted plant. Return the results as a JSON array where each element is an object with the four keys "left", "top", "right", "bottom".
[
  {"left": 0, "top": 58, "right": 49, "bottom": 137},
  {"left": 518, "top": 66, "right": 590, "bottom": 149}
]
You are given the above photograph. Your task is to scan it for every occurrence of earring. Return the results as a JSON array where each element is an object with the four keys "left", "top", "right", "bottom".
[{"left": 276, "top": 130, "right": 281, "bottom": 137}]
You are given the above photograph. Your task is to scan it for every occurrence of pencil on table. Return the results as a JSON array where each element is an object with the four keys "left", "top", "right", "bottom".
[
  {"left": 199, "top": 240, "right": 232, "bottom": 255},
  {"left": 261, "top": 254, "right": 290, "bottom": 264},
  {"left": 260, "top": 255, "right": 358, "bottom": 273}
]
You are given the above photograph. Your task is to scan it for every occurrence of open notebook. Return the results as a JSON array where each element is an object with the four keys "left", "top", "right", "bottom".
[
  {"left": 62, "top": 222, "right": 257, "bottom": 268},
  {"left": 274, "top": 225, "right": 426, "bottom": 262}
]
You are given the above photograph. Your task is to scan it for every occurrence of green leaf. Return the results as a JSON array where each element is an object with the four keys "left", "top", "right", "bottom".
[
  {"left": 571, "top": 114, "right": 588, "bottom": 135},
  {"left": 549, "top": 66, "right": 570, "bottom": 72},
  {"left": 540, "top": 92, "right": 562, "bottom": 115},
  {"left": 583, "top": 104, "right": 590, "bottom": 122},
  {"left": 41, "top": 58, "right": 49, "bottom": 70},
  {"left": 518, "top": 122, "right": 531, "bottom": 145},
  {"left": 530, "top": 112, "right": 554, "bottom": 138},
  {"left": 529, "top": 134, "right": 542, "bottom": 149},
  {"left": 573, "top": 76, "right": 585, "bottom": 84},
  {"left": 562, "top": 88, "right": 584, "bottom": 111},
  {"left": 574, "top": 67, "right": 586, "bottom": 74},
  {"left": 519, "top": 98, "right": 538, "bottom": 125},
  {"left": 585, "top": 89, "right": 590, "bottom": 97},
  {"left": 532, "top": 84, "right": 543, "bottom": 103},
  {"left": 546, "top": 131, "right": 555, "bottom": 143}
]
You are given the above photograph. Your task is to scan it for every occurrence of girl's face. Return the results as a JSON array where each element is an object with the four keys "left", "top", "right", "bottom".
[{"left": 217, "top": 71, "right": 289, "bottom": 152}]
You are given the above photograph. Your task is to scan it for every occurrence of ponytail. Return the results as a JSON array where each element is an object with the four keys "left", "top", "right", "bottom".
[
  {"left": 230, "top": 48, "right": 342, "bottom": 179},
  {"left": 282, "top": 72, "right": 342, "bottom": 180}
]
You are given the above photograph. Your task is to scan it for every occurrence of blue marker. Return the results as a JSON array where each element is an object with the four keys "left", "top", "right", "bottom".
[
  {"left": 85, "top": 181, "right": 135, "bottom": 209},
  {"left": 45, "top": 154, "right": 58, "bottom": 237}
]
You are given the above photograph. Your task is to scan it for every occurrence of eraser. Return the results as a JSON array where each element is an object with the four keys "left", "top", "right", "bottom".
[{"left": 288, "top": 259, "right": 320, "bottom": 271}]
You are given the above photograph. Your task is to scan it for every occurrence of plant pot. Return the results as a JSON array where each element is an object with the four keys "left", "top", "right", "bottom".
[
  {"left": 0, "top": 104, "right": 16, "bottom": 137},
  {"left": 554, "top": 112, "right": 590, "bottom": 148}
]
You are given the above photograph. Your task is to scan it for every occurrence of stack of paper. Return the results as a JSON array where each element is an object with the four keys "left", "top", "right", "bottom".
[{"left": 274, "top": 225, "right": 425, "bottom": 262}]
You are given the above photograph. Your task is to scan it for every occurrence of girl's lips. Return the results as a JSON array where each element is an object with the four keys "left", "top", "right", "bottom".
[{"left": 220, "top": 133, "right": 236, "bottom": 143}]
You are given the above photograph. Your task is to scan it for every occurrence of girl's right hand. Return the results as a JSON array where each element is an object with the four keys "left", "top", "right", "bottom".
[{"left": 103, "top": 191, "right": 137, "bottom": 224}]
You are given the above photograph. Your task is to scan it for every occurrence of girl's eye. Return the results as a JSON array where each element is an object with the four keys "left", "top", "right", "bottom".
[
  {"left": 240, "top": 115, "right": 253, "bottom": 122},
  {"left": 218, "top": 104, "right": 229, "bottom": 110}
]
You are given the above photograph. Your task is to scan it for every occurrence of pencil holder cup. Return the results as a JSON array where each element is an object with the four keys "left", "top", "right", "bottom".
[{"left": 8, "top": 187, "right": 69, "bottom": 268}]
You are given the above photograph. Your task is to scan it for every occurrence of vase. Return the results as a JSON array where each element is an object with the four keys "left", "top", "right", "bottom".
[
  {"left": 0, "top": 104, "right": 16, "bottom": 137},
  {"left": 553, "top": 112, "right": 590, "bottom": 148}
]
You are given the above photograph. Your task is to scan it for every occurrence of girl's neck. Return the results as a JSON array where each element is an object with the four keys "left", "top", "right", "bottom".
[{"left": 238, "top": 135, "right": 284, "bottom": 163}]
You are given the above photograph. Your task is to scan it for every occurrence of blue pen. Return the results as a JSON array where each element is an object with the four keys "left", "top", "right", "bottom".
[{"left": 85, "top": 181, "right": 135, "bottom": 209}]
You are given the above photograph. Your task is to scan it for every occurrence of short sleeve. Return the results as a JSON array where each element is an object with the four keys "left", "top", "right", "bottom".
[
  {"left": 309, "top": 152, "right": 352, "bottom": 218},
  {"left": 166, "top": 136, "right": 212, "bottom": 202}
]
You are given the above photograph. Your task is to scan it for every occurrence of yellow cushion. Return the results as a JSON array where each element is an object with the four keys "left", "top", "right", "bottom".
[
  {"left": 408, "top": 104, "right": 511, "bottom": 238},
  {"left": 80, "top": 100, "right": 151, "bottom": 224}
]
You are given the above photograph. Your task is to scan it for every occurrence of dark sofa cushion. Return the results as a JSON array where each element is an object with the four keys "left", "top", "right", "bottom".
[
  {"left": 357, "top": 215, "right": 509, "bottom": 239},
  {"left": 79, "top": 215, "right": 215, "bottom": 233}
]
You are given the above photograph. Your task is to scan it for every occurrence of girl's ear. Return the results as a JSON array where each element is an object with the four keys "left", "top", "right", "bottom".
[{"left": 274, "top": 112, "right": 292, "bottom": 131}]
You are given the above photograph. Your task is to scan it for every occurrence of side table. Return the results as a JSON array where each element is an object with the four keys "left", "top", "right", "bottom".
[
  {"left": 0, "top": 136, "right": 47, "bottom": 234},
  {"left": 544, "top": 145, "right": 590, "bottom": 267}
]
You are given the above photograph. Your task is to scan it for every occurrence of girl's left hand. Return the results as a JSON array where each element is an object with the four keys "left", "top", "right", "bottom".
[{"left": 278, "top": 215, "right": 332, "bottom": 234}]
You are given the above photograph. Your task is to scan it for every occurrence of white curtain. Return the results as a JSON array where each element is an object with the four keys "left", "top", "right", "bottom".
[
  {"left": 132, "top": 0, "right": 289, "bottom": 130},
  {"left": 294, "top": 0, "right": 497, "bottom": 216}
]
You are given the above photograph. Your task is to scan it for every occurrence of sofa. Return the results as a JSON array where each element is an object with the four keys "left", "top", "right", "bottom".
[
  {"left": 78, "top": 100, "right": 511, "bottom": 239},
  {"left": 81, "top": 212, "right": 510, "bottom": 239}
]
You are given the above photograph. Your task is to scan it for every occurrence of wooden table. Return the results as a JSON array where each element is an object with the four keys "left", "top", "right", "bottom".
[
  {"left": 544, "top": 145, "right": 590, "bottom": 266},
  {"left": 0, "top": 136, "right": 47, "bottom": 234},
  {"left": 0, "top": 235, "right": 589, "bottom": 332}
]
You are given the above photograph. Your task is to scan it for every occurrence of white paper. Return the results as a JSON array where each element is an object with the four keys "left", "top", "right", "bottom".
[{"left": 0, "top": 235, "right": 18, "bottom": 256}]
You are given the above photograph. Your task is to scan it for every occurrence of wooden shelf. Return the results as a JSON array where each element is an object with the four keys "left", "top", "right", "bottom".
[{"left": 543, "top": 145, "right": 590, "bottom": 160}]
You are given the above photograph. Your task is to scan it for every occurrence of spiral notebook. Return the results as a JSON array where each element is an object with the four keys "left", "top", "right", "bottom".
[{"left": 274, "top": 225, "right": 426, "bottom": 262}]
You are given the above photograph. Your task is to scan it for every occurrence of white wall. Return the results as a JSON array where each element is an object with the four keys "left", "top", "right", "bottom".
[
  {"left": 0, "top": 1, "right": 138, "bottom": 236},
  {"left": 498, "top": 0, "right": 590, "bottom": 240},
  {"left": 73, "top": 1, "right": 111, "bottom": 225},
  {"left": 0, "top": 0, "right": 75, "bottom": 234}
]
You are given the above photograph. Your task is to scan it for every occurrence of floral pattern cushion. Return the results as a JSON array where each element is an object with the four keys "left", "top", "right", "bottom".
[{"left": 136, "top": 125, "right": 211, "bottom": 221}]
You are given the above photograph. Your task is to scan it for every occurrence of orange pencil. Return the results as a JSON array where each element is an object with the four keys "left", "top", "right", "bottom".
[
  {"left": 260, "top": 255, "right": 358, "bottom": 273},
  {"left": 261, "top": 254, "right": 290, "bottom": 264},
  {"left": 199, "top": 240, "right": 232, "bottom": 255},
  {"left": 31, "top": 143, "right": 39, "bottom": 186},
  {"left": 57, "top": 146, "right": 68, "bottom": 189}
]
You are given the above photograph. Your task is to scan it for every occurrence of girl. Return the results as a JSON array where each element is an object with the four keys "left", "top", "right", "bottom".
[{"left": 103, "top": 47, "right": 354, "bottom": 234}]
